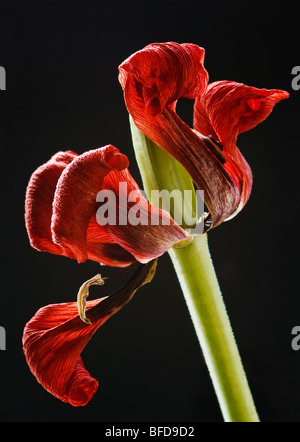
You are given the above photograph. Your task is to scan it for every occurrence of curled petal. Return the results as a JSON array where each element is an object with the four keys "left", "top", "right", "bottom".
[
  {"left": 193, "top": 81, "right": 289, "bottom": 211},
  {"left": 51, "top": 145, "right": 129, "bottom": 262},
  {"left": 65, "top": 358, "right": 99, "bottom": 406},
  {"left": 98, "top": 168, "right": 191, "bottom": 263},
  {"left": 119, "top": 43, "right": 240, "bottom": 227},
  {"left": 25, "top": 151, "right": 78, "bottom": 258},
  {"left": 22, "top": 299, "right": 102, "bottom": 405},
  {"left": 194, "top": 81, "right": 289, "bottom": 154},
  {"left": 22, "top": 260, "right": 157, "bottom": 406},
  {"left": 119, "top": 42, "right": 208, "bottom": 116},
  {"left": 25, "top": 147, "right": 135, "bottom": 267},
  {"left": 152, "top": 110, "right": 241, "bottom": 227},
  {"left": 52, "top": 146, "right": 190, "bottom": 264}
]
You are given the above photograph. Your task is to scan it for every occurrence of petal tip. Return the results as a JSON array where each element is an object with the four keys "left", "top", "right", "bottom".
[
  {"left": 103, "top": 145, "right": 129, "bottom": 171},
  {"left": 67, "top": 378, "right": 99, "bottom": 407}
]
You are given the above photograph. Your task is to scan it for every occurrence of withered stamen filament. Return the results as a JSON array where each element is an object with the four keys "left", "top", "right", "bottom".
[
  {"left": 203, "top": 137, "right": 227, "bottom": 164},
  {"left": 77, "top": 274, "right": 105, "bottom": 325},
  {"left": 193, "top": 129, "right": 227, "bottom": 164}
]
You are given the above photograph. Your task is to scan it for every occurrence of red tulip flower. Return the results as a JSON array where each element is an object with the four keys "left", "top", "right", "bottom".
[
  {"left": 23, "top": 41, "right": 289, "bottom": 416},
  {"left": 119, "top": 42, "right": 289, "bottom": 227}
]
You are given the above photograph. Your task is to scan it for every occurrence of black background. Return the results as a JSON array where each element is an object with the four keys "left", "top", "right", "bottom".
[{"left": 0, "top": 0, "right": 299, "bottom": 422}]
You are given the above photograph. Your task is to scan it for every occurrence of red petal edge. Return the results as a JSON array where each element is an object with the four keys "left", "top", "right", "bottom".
[
  {"left": 25, "top": 147, "right": 136, "bottom": 267},
  {"left": 22, "top": 260, "right": 157, "bottom": 406},
  {"left": 25, "top": 151, "right": 78, "bottom": 258},
  {"left": 119, "top": 43, "right": 241, "bottom": 227},
  {"left": 194, "top": 81, "right": 289, "bottom": 154}
]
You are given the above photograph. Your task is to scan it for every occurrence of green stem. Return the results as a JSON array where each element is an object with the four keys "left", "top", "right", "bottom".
[
  {"left": 169, "top": 235, "right": 259, "bottom": 422},
  {"left": 129, "top": 117, "right": 259, "bottom": 422}
]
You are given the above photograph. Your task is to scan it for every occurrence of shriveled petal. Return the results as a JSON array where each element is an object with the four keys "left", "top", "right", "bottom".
[
  {"left": 194, "top": 81, "right": 289, "bottom": 154},
  {"left": 119, "top": 42, "right": 208, "bottom": 116},
  {"left": 193, "top": 81, "right": 289, "bottom": 211},
  {"left": 52, "top": 146, "right": 190, "bottom": 264},
  {"left": 25, "top": 151, "right": 78, "bottom": 258},
  {"left": 119, "top": 43, "right": 240, "bottom": 227},
  {"left": 99, "top": 168, "right": 191, "bottom": 263},
  {"left": 23, "top": 299, "right": 102, "bottom": 405},
  {"left": 153, "top": 110, "right": 241, "bottom": 227},
  {"left": 22, "top": 261, "right": 157, "bottom": 406},
  {"left": 51, "top": 145, "right": 129, "bottom": 263},
  {"left": 25, "top": 148, "right": 137, "bottom": 267}
]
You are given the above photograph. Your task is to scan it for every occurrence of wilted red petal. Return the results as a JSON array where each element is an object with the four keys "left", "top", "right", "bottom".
[
  {"left": 86, "top": 215, "right": 135, "bottom": 267},
  {"left": 98, "top": 168, "right": 191, "bottom": 263},
  {"left": 193, "top": 81, "right": 289, "bottom": 211},
  {"left": 23, "top": 299, "right": 107, "bottom": 405},
  {"left": 25, "top": 148, "right": 135, "bottom": 267},
  {"left": 25, "top": 151, "right": 78, "bottom": 258},
  {"left": 119, "top": 43, "right": 241, "bottom": 227},
  {"left": 52, "top": 146, "right": 190, "bottom": 264},
  {"left": 152, "top": 110, "right": 241, "bottom": 226},
  {"left": 51, "top": 145, "right": 128, "bottom": 262},
  {"left": 22, "top": 261, "right": 157, "bottom": 406},
  {"left": 119, "top": 42, "right": 208, "bottom": 116}
]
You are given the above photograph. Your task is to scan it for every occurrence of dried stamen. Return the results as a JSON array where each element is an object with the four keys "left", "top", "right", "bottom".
[{"left": 193, "top": 130, "right": 227, "bottom": 164}]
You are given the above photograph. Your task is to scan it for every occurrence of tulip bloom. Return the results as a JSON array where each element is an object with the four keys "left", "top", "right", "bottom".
[
  {"left": 119, "top": 42, "right": 289, "bottom": 227},
  {"left": 25, "top": 144, "right": 190, "bottom": 267}
]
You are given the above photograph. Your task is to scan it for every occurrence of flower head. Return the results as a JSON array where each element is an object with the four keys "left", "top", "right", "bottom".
[{"left": 119, "top": 42, "right": 289, "bottom": 227}]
